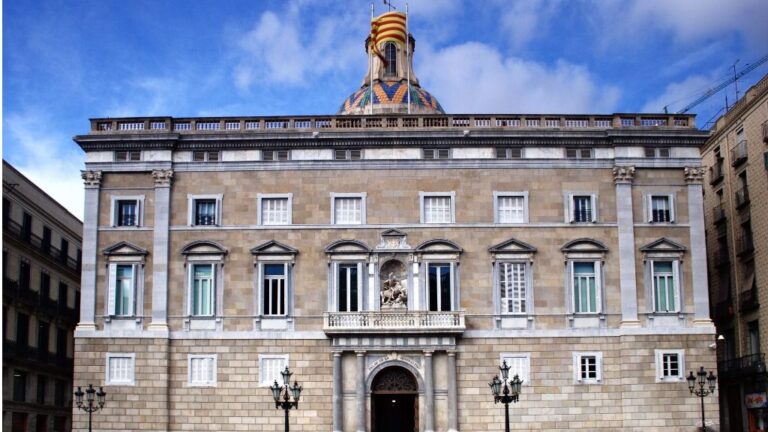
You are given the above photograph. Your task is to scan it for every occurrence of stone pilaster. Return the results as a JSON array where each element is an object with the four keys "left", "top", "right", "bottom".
[
  {"left": 356, "top": 351, "right": 366, "bottom": 432},
  {"left": 77, "top": 170, "right": 102, "bottom": 331},
  {"left": 424, "top": 350, "right": 435, "bottom": 432},
  {"left": 613, "top": 166, "right": 640, "bottom": 327},
  {"left": 332, "top": 351, "right": 343, "bottom": 432},
  {"left": 684, "top": 167, "right": 712, "bottom": 325},
  {"left": 148, "top": 169, "right": 173, "bottom": 332},
  {"left": 447, "top": 351, "right": 458, "bottom": 432}
]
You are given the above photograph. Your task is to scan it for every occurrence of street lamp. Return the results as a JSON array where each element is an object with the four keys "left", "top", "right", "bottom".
[
  {"left": 269, "top": 366, "right": 302, "bottom": 432},
  {"left": 488, "top": 360, "right": 523, "bottom": 432},
  {"left": 686, "top": 366, "right": 717, "bottom": 431},
  {"left": 74, "top": 384, "right": 106, "bottom": 432}
]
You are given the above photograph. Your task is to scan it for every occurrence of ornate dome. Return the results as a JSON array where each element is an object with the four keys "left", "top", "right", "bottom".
[{"left": 338, "top": 81, "right": 444, "bottom": 115}]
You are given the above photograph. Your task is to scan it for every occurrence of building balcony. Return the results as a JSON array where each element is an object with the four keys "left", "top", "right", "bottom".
[
  {"left": 735, "top": 187, "right": 750, "bottom": 209},
  {"left": 763, "top": 123, "right": 768, "bottom": 143},
  {"left": 3, "top": 218, "right": 81, "bottom": 274},
  {"left": 719, "top": 353, "right": 766, "bottom": 379},
  {"left": 731, "top": 140, "right": 748, "bottom": 166},
  {"left": 737, "top": 233, "right": 755, "bottom": 256},
  {"left": 323, "top": 310, "right": 466, "bottom": 335},
  {"left": 714, "top": 249, "right": 731, "bottom": 267},
  {"left": 709, "top": 164, "right": 724, "bottom": 185},
  {"left": 740, "top": 286, "right": 760, "bottom": 312},
  {"left": 712, "top": 205, "right": 726, "bottom": 224}
]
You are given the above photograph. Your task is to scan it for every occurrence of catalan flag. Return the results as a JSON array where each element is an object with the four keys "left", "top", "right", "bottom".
[{"left": 370, "top": 11, "right": 407, "bottom": 65}]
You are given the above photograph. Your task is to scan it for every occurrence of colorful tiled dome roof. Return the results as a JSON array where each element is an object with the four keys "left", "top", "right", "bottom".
[{"left": 338, "top": 81, "right": 445, "bottom": 115}]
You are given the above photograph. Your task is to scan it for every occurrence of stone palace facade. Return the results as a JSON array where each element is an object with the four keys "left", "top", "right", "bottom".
[{"left": 72, "top": 11, "right": 719, "bottom": 432}]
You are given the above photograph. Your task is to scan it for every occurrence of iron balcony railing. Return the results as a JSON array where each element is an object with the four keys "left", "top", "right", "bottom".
[
  {"left": 709, "top": 163, "right": 724, "bottom": 185},
  {"left": 740, "top": 286, "right": 760, "bottom": 312},
  {"left": 719, "top": 353, "right": 765, "bottom": 379},
  {"left": 737, "top": 232, "right": 755, "bottom": 256},
  {"left": 763, "top": 122, "right": 768, "bottom": 143},
  {"left": 714, "top": 248, "right": 730, "bottom": 267},
  {"left": 735, "top": 187, "right": 750, "bottom": 209},
  {"left": 323, "top": 310, "right": 465, "bottom": 334},
  {"left": 3, "top": 218, "right": 80, "bottom": 272},
  {"left": 731, "top": 140, "right": 748, "bottom": 166},
  {"left": 712, "top": 205, "right": 726, "bottom": 224},
  {"left": 3, "top": 277, "right": 77, "bottom": 321}
]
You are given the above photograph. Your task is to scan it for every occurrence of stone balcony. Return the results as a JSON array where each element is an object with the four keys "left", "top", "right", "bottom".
[{"left": 323, "top": 310, "right": 466, "bottom": 335}]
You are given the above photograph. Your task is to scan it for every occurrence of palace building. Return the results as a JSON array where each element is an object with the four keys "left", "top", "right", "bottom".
[{"left": 73, "top": 11, "right": 719, "bottom": 431}]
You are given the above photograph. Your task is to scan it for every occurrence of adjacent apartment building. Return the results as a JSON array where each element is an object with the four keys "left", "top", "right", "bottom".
[
  {"left": 3, "top": 160, "right": 82, "bottom": 432},
  {"left": 703, "top": 73, "right": 768, "bottom": 432},
  {"left": 72, "top": 11, "right": 719, "bottom": 431}
]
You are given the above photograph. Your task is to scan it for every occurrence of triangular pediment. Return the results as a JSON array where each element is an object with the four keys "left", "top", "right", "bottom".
[
  {"left": 415, "top": 239, "right": 462, "bottom": 253},
  {"left": 250, "top": 240, "right": 298, "bottom": 256},
  {"left": 325, "top": 239, "right": 371, "bottom": 254},
  {"left": 381, "top": 229, "right": 407, "bottom": 237},
  {"left": 561, "top": 238, "right": 608, "bottom": 253},
  {"left": 640, "top": 237, "right": 686, "bottom": 253},
  {"left": 488, "top": 238, "right": 537, "bottom": 254},
  {"left": 181, "top": 240, "right": 228, "bottom": 256},
  {"left": 103, "top": 241, "right": 148, "bottom": 256}
]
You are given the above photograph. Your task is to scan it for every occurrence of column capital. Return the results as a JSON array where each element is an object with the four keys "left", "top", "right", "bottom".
[
  {"left": 446, "top": 350, "right": 457, "bottom": 357},
  {"left": 152, "top": 169, "right": 174, "bottom": 187},
  {"left": 81, "top": 170, "right": 102, "bottom": 188},
  {"left": 612, "top": 165, "right": 635, "bottom": 184},
  {"left": 684, "top": 166, "right": 705, "bottom": 184},
  {"left": 423, "top": 350, "right": 434, "bottom": 356},
  {"left": 333, "top": 350, "right": 344, "bottom": 357},
  {"left": 354, "top": 350, "right": 367, "bottom": 356}
]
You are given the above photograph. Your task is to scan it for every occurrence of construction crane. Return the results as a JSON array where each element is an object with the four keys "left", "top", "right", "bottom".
[{"left": 665, "top": 54, "right": 768, "bottom": 114}]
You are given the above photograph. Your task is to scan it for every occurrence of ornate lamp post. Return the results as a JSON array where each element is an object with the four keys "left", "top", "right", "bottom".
[
  {"left": 686, "top": 366, "right": 717, "bottom": 431},
  {"left": 269, "top": 366, "right": 302, "bottom": 432},
  {"left": 488, "top": 360, "right": 523, "bottom": 432},
  {"left": 74, "top": 384, "right": 106, "bottom": 432}
]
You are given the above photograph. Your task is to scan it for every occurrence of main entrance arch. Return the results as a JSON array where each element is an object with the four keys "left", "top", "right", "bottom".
[{"left": 370, "top": 366, "right": 419, "bottom": 432}]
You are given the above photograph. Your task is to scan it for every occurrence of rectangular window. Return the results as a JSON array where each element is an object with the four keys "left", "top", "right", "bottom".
[
  {"left": 16, "top": 312, "right": 29, "bottom": 348},
  {"left": 423, "top": 195, "right": 453, "bottom": 223},
  {"left": 259, "top": 355, "right": 288, "bottom": 386},
  {"left": 37, "top": 376, "right": 46, "bottom": 404},
  {"left": 573, "top": 352, "right": 602, "bottom": 383},
  {"left": 499, "top": 262, "right": 526, "bottom": 314},
  {"left": 500, "top": 354, "right": 530, "bottom": 384},
  {"left": 109, "top": 264, "right": 135, "bottom": 316},
  {"left": 428, "top": 263, "right": 452, "bottom": 312},
  {"left": 56, "top": 329, "right": 67, "bottom": 359},
  {"left": 19, "top": 260, "right": 31, "bottom": 290},
  {"left": 749, "top": 321, "right": 760, "bottom": 355},
  {"left": 580, "top": 356, "right": 598, "bottom": 380},
  {"left": 566, "top": 148, "right": 593, "bottom": 159},
  {"left": 192, "top": 151, "right": 220, "bottom": 162},
  {"left": 654, "top": 350, "right": 685, "bottom": 382},
  {"left": 337, "top": 264, "right": 359, "bottom": 312},
  {"left": 114, "top": 151, "right": 141, "bottom": 161},
  {"left": 36, "top": 415, "right": 47, "bottom": 432},
  {"left": 423, "top": 148, "right": 450, "bottom": 159},
  {"left": 334, "top": 149, "right": 362, "bottom": 160},
  {"left": 191, "top": 264, "right": 215, "bottom": 316},
  {"left": 194, "top": 199, "right": 217, "bottom": 226},
  {"left": 652, "top": 261, "right": 678, "bottom": 313},
  {"left": 571, "top": 195, "right": 595, "bottom": 223},
  {"left": 188, "top": 355, "right": 217, "bottom": 386},
  {"left": 649, "top": 195, "right": 673, "bottom": 223},
  {"left": 116, "top": 199, "right": 139, "bottom": 226},
  {"left": 573, "top": 262, "right": 598, "bottom": 313},
  {"left": 645, "top": 147, "right": 671, "bottom": 158},
  {"left": 106, "top": 354, "right": 135, "bottom": 385},
  {"left": 263, "top": 264, "right": 286, "bottom": 316},
  {"left": 13, "top": 370, "right": 27, "bottom": 401},
  {"left": 334, "top": 197, "right": 363, "bottom": 224},
  {"left": 263, "top": 150, "right": 289, "bottom": 161},
  {"left": 38, "top": 321, "right": 50, "bottom": 356},
  {"left": 497, "top": 195, "right": 525, "bottom": 223},
  {"left": 261, "top": 198, "right": 290, "bottom": 225},
  {"left": 495, "top": 147, "right": 523, "bottom": 159},
  {"left": 54, "top": 380, "right": 66, "bottom": 407},
  {"left": 40, "top": 273, "right": 51, "bottom": 299}
]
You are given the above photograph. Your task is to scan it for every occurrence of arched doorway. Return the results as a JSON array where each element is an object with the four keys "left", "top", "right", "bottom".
[{"left": 371, "top": 366, "right": 418, "bottom": 432}]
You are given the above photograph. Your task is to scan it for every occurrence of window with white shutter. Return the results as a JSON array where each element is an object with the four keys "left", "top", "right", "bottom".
[
  {"left": 500, "top": 354, "right": 530, "bottom": 384},
  {"left": 573, "top": 352, "right": 602, "bottom": 384},
  {"left": 259, "top": 355, "right": 289, "bottom": 386},
  {"left": 258, "top": 194, "right": 293, "bottom": 225},
  {"left": 421, "top": 193, "right": 455, "bottom": 223},
  {"left": 188, "top": 354, "right": 217, "bottom": 386},
  {"left": 106, "top": 353, "right": 135, "bottom": 385}
]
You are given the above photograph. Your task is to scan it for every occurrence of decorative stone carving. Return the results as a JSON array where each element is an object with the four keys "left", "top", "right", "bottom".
[
  {"left": 376, "top": 229, "right": 411, "bottom": 250},
  {"left": 380, "top": 271, "right": 407, "bottom": 309},
  {"left": 81, "top": 170, "right": 102, "bottom": 187},
  {"left": 612, "top": 165, "right": 635, "bottom": 184},
  {"left": 684, "top": 166, "right": 705, "bottom": 184},
  {"left": 371, "top": 366, "right": 418, "bottom": 392},
  {"left": 152, "top": 169, "right": 174, "bottom": 187}
]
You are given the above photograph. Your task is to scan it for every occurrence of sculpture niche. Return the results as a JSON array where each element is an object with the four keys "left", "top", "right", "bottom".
[{"left": 380, "top": 260, "right": 408, "bottom": 309}]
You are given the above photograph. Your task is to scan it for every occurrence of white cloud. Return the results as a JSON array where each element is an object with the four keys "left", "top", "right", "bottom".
[
  {"left": 5, "top": 112, "right": 85, "bottom": 220},
  {"left": 418, "top": 42, "right": 620, "bottom": 113},
  {"left": 641, "top": 74, "right": 720, "bottom": 113},
  {"left": 499, "top": 0, "right": 560, "bottom": 51}
]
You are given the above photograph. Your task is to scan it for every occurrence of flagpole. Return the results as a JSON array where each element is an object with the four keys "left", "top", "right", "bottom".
[
  {"left": 368, "top": 2, "right": 374, "bottom": 115},
  {"left": 406, "top": 3, "right": 411, "bottom": 114}
]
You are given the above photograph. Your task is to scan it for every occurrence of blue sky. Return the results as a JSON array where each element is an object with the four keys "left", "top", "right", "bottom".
[{"left": 4, "top": 0, "right": 767, "bottom": 219}]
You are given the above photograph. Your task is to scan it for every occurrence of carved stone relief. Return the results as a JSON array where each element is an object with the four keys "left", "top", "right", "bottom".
[{"left": 380, "top": 259, "right": 407, "bottom": 309}]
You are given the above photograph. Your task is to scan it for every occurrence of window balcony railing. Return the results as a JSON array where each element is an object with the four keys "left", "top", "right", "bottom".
[
  {"left": 714, "top": 248, "right": 730, "bottom": 267},
  {"left": 3, "top": 218, "right": 81, "bottom": 273},
  {"left": 709, "top": 163, "right": 724, "bottom": 185},
  {"left": 731, "top": 140, "right": 748, "bottom": 166},
  {"left": 740, "top": 286, "right": 759, "bottom": 312},
  {"left": 323, "top": 310, "right": 465, "bottom": 335},
  {"left": 735, "top": 187, "right": 750, "bottom": 209},
  {"left": 719, "top": 353, "right": 765, "bottom": 379},
  {"left": 762, "top": 123, "right": 768, "bottom": 143},
  {"left": 712, "top": 205, "right": 726, "bottom": 224},
  {"left": 737, "top": 232, "right": 755, "bottom": 256}
]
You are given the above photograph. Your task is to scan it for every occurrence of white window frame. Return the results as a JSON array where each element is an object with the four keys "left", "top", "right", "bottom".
[
  {"left": 420, "top": 192, "right": 456, "bottom": 224},
  {"left": 105, "top": 353, "right": 136, "bottom": 386},
  {"left": 109, "top": 195, "right": 145, "bottom": 227},
  {"left": 645, "top": 193, "right": 676, "bottom": 223},
  {"left": 573, "top": 352, "right": 602, "bottom": 384},
  {"left": 567, "top": 193, "right": 598, "bottom": 223},
  {"left": 569, "top": 260, "right": 603, "bottom": 314},
  {"left": 649, "top": 259, "right": 681, "bottom": 313},
  {"left": 331, "top": 193, "right": 367, "bottom": 225},
  {"left": 500, "top": 353, "right": 531, "bottom": 385},
  {"left": 493, "top": 192, "right": 529, "bottom": 224},
  {"left": 655, "top": 349, "right": 685, "bottom": 382},
  {"left": 497, "top": 261, "right": 530, "bottom": 315},
  {"left": 425, "top": 261, "right": 456, "bottom": 312},
  {"left": 259, "top": 262, "right": 289, "bottom": 317},
  {"left": 188, "top": 354, "right": 217, "bottom": 387},
  {"left": 187, "top": 263, "right": 217, "bottom": 317},
  {"left": 187, "top": 194, "right": 223, "bottom": 227},
  {"left": 106, "top": 263, "right": 141, "bottom": 318},
  {"left": 259, "top": 354, "right": 289, "bottom": 386},
  {"left": 333, "top": 262, "right": 365, "bottom": 312},
  {"left": 257, "top": 193, "right": 293, "bottom": 226}
]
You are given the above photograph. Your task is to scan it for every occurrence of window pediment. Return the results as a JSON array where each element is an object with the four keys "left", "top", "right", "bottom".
[
  {"left": 103, "top": 241, "right": 148, "bottom": 257},
  {"left": 250, "top": 240, "right": 298, "bottom": 256},
  {"left": 181, "top": 240, "right": 228, "bottom": 256},
  {"left": 324, "top": 239, "right": 371, "bottom": 256},
  {"left": 561, "top": 238, "right": 608, "bottom": 253},
  {"left": 415, "top": 239, "right": 463, "bottom": 254},
  {"left": 488, "top": 238, "right": 537, "bottom": 254},
  {"left": 640, "top": 238, "right": 686, "bottom": 253}
]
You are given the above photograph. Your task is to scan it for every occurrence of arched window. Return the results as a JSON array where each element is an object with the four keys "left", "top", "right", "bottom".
[{"left": 384, "top": 42, "right": 397, "bottom": 76}]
